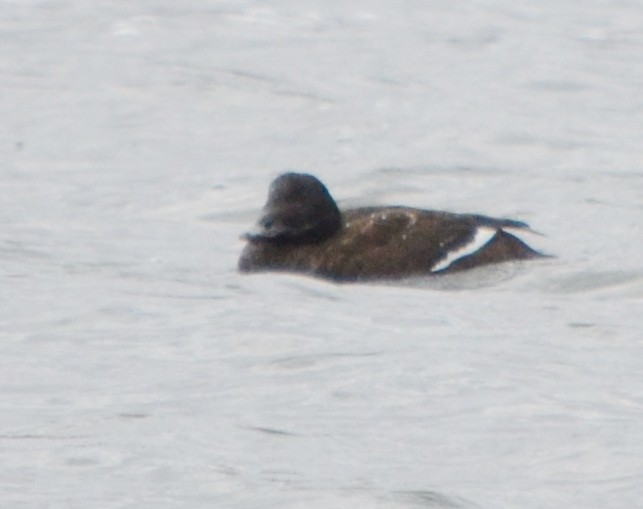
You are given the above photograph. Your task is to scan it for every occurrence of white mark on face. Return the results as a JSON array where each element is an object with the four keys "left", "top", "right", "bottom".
[{"left": 431, "top": 227, "right": 497, "bottom": 272}]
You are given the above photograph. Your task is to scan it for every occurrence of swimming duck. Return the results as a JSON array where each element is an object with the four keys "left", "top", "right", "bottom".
[{"left": 238, "top": 172, "right": 545, "bottom": 282}]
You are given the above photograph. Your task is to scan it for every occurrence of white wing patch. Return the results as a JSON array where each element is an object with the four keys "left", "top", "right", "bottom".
[{"left": 431, "top": 226, "right": 497, "bottom": 272}]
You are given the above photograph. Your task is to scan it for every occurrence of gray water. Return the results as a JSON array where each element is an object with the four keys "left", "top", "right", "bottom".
[{"left": 2, "top": 1, "right": 643, "bottom": 508}]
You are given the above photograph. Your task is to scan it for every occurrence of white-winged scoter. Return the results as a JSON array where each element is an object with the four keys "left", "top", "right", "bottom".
[{"left": 238, "top": 172, "right": 546, "bottom": 282}]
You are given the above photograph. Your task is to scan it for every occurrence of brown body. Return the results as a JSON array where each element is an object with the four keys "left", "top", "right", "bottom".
[{"left": 239, "top": 205, "right": 544, "bottom": 282}]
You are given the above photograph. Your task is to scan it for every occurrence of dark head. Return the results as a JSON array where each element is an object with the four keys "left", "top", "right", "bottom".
[{"left": 246, "top": 172, "right": 342, "bottom": 243}]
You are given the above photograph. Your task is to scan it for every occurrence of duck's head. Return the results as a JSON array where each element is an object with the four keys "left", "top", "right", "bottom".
[{"left": 246, "top": 172, "right": 342, "bottom": 243}]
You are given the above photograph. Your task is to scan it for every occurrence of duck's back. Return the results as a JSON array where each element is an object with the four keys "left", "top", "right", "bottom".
[{"left": 238, "top": 206, "right": 543, "bottom": 282}]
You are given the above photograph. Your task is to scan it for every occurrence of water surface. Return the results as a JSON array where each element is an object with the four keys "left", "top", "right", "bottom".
[{"left": 2, "top": 1, "right": 643, "bottom": 508}]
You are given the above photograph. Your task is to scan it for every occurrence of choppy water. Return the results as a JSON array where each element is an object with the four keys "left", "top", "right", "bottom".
[{"left": 2, "top": 1, "right": 643, "bottom": 508}]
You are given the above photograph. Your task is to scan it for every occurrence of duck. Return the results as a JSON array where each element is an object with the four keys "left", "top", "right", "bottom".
[{"left": 238, "top": 172, "right": 546, "bottom": 282}]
